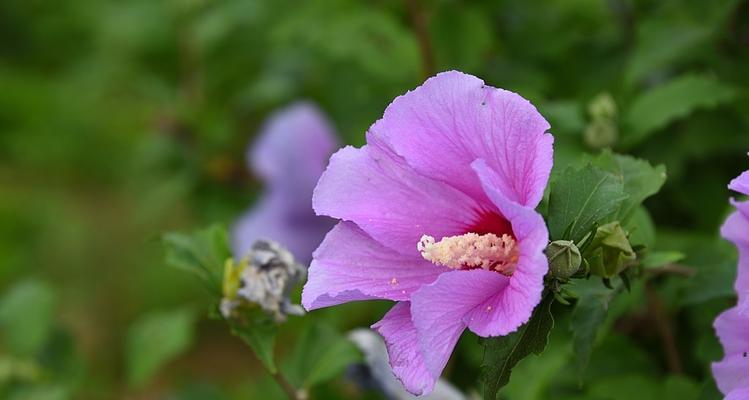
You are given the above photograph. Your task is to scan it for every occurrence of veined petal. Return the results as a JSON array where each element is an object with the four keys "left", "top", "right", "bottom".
[
  {"left": 466, "top": 159, "right": 549, "bottom": 336},
  {"left": 410, "top": 269, "right": 508, "bottom": 377},
  {"left": 371, "top": 302, "right": 438, "bottom": 396},
  {"left": 369, "top": 70, "right": 553, "bottom": 208},
  {"left": 313, "top": 142, "right": 483, "bottom": 255},
  {"left": 302, "top": 222, "right": 447, "bottom": 310}
]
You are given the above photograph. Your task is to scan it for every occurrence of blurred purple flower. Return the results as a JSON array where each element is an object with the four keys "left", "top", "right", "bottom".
[
  {"left": 302, "top": 71, "right": 554, "bottom": 395},
  {"left": 232, "top": 102, "right": 337, "bottom": 264},
  {"left": 714, "top": 170, "right": 749, "bottom": 399}
]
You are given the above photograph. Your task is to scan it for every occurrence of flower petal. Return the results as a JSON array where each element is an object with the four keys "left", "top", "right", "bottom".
[
  {"left": 466, "top": 159, "right": 549, "bottom": 336},
  {"left": 302, "top": 222, "right": 447, "bottom": 310},
  {"left": 713, "top": 353, "right": 749, "bottom": 397},
  {"left": 313, "top": 140, "right": 483, "bottom": 254},
  {"left": 410, "top": 269, "right": 507, "bottom": 378},
  {"left": 231, "top": 193, "right": 334, "bottom": 264},
  {"left": 369, "top": 70, "right": 553, "bottom": 208},
  {"left": 715, "top": 307, "right": 749, "bottom": 356},
  {"left": 722, "top": 210, "right": 749, "bottom": 306},
  {"left": 250, "top": 102, "right": 337, "bottom": 197},
  {"left": 726, "top": 387, "right": 749, "bottom": 400},
  {"left": 729, "top": 170, "right": 749, "bottom": 197},
  {"left": 371, "top": 302, "right": 438, "bottom": 396}
]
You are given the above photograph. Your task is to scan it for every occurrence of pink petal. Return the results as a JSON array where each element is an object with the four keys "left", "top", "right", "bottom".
[
  {"left": 369, "top": 70, "right": 553, "bottom": 208},
  {"left": 713, "top": 353, "right": 749, "bottom": 396},
  {"left": 250, "top": 102, "right": 337, "bottom": 199},
  {"left": 371, "top": 302, "right": 437, "bottom": 396},
  {"left": 729, "top": 170, "right": 749, "bottom": 197},
  {"left": 302, "top": 222, "right": 447, "bottom": 310},
  {"left": 715, "top": 308, "right": 749, "bottom": 356},
  {"left": 410, "top": 269, "right": 508, "bottom": 378},
  {"left": 726, "top": 387, "right": 749, "bottom": 400},
  {"left": 313, "top": 140, "right": 483, "bottom": 254},
  {"left": 466, "top": 159, "right": 549, "bottom": 336},
  {"left": 721, "top": 211, "right": 749, "bottom": 305}
]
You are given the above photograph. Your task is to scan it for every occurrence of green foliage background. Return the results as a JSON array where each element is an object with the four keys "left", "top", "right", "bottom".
[{"left": 0, "top": 0, "right": 747, "bottom": 398}]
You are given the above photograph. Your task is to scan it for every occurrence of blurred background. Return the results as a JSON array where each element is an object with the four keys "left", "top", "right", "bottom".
[{"left": 1, "top": 0, "right": 748, "bottom": 398}]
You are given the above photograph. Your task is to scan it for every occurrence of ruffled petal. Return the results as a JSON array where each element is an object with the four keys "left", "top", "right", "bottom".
[
  {"left": 250, "top": 102, "right": 338, "bottom": 203},
  {"left": 721, "top": 211, "right": 749, "bottom": 306},
  {"left": 371, "top": 302, "right": 437, "bottom": 396},
  {"left": 313, "top": 141, "right": 483, "bottom": 254},
  {"left": 715, "top": 307, "right": 749, "bottom": 356},
  {"left": 729, "top": 170, "right": 749, "bottom": 197},
  {"left": 369, "top": 70, "right": 553, "bottom": 208},
  {"left": 465, "top": 159, "right": 549, "bottom": 336},
  {"left": 302, "top": 222, "right": 447, "bottom": 310},
  {"left": 713, "top": 353, "right": 749, "bottom": 396},
  {"left": 231, "top": 193, "right": 334, "bottom": 264},
  {"left": 410, "top": 269, "right": 507, "bottom": 377}
]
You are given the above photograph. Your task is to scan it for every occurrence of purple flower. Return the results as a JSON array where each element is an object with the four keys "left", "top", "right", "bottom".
[
  {"left": 713, "top": 170, "right": 749, "bottom": 398},
  {"left": 232, "top": 102, "right": 338, "bottom": 264},
  {"left": 302, "top": 71, "right": 554, "bottom": 395}
]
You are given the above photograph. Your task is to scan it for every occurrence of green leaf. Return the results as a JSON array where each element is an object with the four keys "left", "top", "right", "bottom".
[
  {"left": 228, "top": 308, "right": 279, "bottom": 373},
  {"left": 625, "top": 206, "right": 656, "bottom": 248},
  {"left": 126, "top": 308, "right": 196, "bottom": 387},
  {"left": 285, "top": 321, "right": 361, "bottom": 388},
  {"left": 590, "top": 150, "right": 667, "bottom": 222},
  {"left": 623, "top": 75, "right": 737, "bottom": 147},
  {"left": 162, "top": 225, "right": 230, "bottom": 295},
  {"left": 548, "top": 164, "right": 627, "bottom": 243},
  {"left": 0, "top": 280, "right": 56, "bottom": 357},
  {"left": 569, "top": 279, "right": 621, "bottom": 378},
  {"left": 641, "top": 251, "right": 685, "bottom": 269},
  {"left": 481, "top": 295, "right": 554, "bottom": 399}
]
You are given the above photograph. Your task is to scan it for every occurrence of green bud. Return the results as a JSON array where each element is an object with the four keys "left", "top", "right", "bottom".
[
  {"left": 587, "top": 93, "right": 617, "bottom": 120},
  {"left": 584, "top": 222, "right": 636, "bottom": 278},
  {"left": 584, "top": 119, "right": 618, "bottom": 149},
  {"left": 545, "top": 240, "right": 582, "bottom": 280}
]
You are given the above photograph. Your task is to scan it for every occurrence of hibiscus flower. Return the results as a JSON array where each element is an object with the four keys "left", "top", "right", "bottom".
[{"left": 302, "top": 71, "right": 554, "bottom": 395}]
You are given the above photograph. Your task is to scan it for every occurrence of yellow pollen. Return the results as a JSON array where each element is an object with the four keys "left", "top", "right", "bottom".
[{"left": 417, "top": 233, "right": 519, "bottom": 275}]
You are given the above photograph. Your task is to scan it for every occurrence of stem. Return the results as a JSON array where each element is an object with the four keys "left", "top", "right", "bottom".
[
  {"left": 645, "top": 284, "right": 683, "bottom": 374},
  {"left": 270, "top": 370, "right": 306, "bottom": 400},
  {"left": 405, "top": 0, "right": 435, "bottom": 79}
]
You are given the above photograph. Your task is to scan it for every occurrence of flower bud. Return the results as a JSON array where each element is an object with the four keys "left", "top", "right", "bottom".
[
  {"left": 585, "top": 222, "right": 636, "bottom": 278},
  {"left": 545, "top": 240, "right": 582, "bottom": 280},
  {"left": 220, "top": 240, "right": 306, "bottom": 322}
]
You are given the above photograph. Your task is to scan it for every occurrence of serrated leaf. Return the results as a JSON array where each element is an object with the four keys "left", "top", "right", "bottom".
[
  {"left": 285, "top": 321, "right": 361, "bottom": 388},
  {"left": 229, "top": 308, "right": 278, "bottom": 373},
  {"left": 126, "top": 308, "right": 196, "bottom": 387},
  {"left": 623, "top": 75, "right": 737, "bottom": 147},
  {"left": 570, "top": 280, "right": 621, "bottom": 378},
  {"left": 548, "top": 165, "right": 627, "bottom": 243},
  {"left": 162, "top": 225, "right": 230, "bottom": 295},
  {"left": 481, "top": 295, "right": 554, "bottom": 399},
  {"left": 590, "top": 151, "right": 666, "bottom": 222},
  {"left": 0, "top": 280, "right": 56, "bottom": 357}
]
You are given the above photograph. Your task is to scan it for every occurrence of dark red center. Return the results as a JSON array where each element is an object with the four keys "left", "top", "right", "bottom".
[{"left": 466, "top": 209, "right": 514, "bottom": 238}]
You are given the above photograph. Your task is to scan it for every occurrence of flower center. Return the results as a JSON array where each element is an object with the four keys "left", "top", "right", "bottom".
[{"left": 417, "top": 232, "right": 519, "bottom": 275}]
